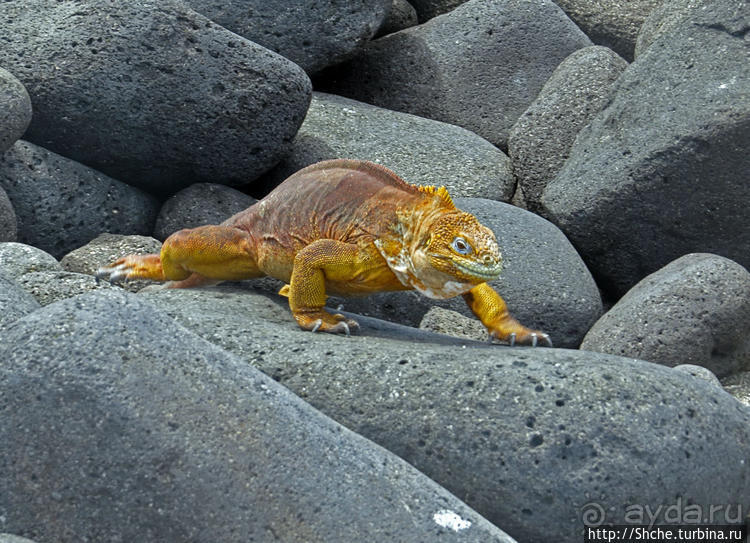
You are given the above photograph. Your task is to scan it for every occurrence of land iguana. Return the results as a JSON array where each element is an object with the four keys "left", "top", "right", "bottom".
[{"left": 97, "top": 159, "right": 551, "bottom": 346}]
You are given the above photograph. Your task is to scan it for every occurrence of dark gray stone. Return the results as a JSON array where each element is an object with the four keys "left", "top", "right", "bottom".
[
  {"left": 0, "top": 187, "right": 15, "bottom": 242},
  {"left": 317, "top": 0, "right": 591, "bottom": 149},
  {"left": 331, "top": 198, "right": 603, "bottom": 349},
  {"left": 0, "top": 0, "right": 312, "bottom": 194},
  {"left": 0, "top": 141, "right": 158, "bottom": 259},
  {"left": 0, "top": 67, "right": 31, "bottom": 154},
  {"left": 551, "top": 0, "right": 662, "bottom": 61},
  {"left": 16, "top": 270, "right": 121, "bottom": 306},
  {"left": 261, "top": 92, "right": 515, "bottom": 201},
  {"left": 509, "top": 46, "right": 628, "bottom": 213},
  {"left": 154, "top": 184, "right": 256, "bottom": 241},
  {"left": 0, "top": 290, "right": 515, "bottom": 543},
  {"left": 635, "top": 0, "right": 707, "bottom": 58},
  {"left": 673, "top": 364, "right": 722, "bottom": 388},
  {"left": 61, "top": 233, "right": 163, "bottom": 294},
  {"left": 183, "top": 0, "right": 391, "bottom": 74},
  {"left": 540, "top": 0, "right": 750, "bottom": 297},
  {"left": 408, "top": 0, "right": 468, "bottom": 21},
  {"left": 419, "top": 306, "right": 486, "bottom": 341},
  {"left": 377, "top": 0, "right": 419, "bottom": 36},
  {"left": 0, "top": 272, "right": 39, "bottom": 329},
  {"left": 582, "top": 254, "right": 750, "bottom": 378},
  {"left": 0, "top": 242, "right": 61, "bottom": 280},
  {"left": 139, "top": 285, "right": 750, "bottom": 543}
]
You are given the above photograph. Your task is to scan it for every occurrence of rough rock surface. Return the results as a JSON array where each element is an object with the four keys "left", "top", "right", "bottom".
[
  {"left": 317, "top": 0, "right": 591, "bottom": 149},
  {"left": 332, "top": 198, "right": 602, "bottom": 349},
  {"left": 261, "top": 92, "right": 515, "bottom": 201},
  {"left": 509, "top": 46, "right": 628, "bottom": 213},
  {"left": 673, "top": 364, "right": 722, "bottom": 388},
  {"left": 377, "top": 0, "right": 419, "bottom": 36},
  {"left": 0, "top": 273, "right": 40, "bottom": 329},
  {"left": 138, "top": 285, "right": 750, "bottom": 543},
  {"left": 408, "top": 0, "right": 468, "bottom": 21},
  {"left": 0, "top": 290, "right": 514, "bottom": 543},
  {"left": 183, "top": 0, "right": 391, "bottom": 74},
  {"left": 0, "top": 141, "right": 158, "bottom": 259},
  {"left": 419, "top": 306, "right": 486, "bottom": 341},
  {"left": 0, "top": 188, "right": 15, "bottom": 242},
  {"left": 0, "top": 67, "right": 31, "bottom": 154},
  {"left": 15, "top": 270, "right": 121, "bottom": 306},
  {"left": 0, "top": 535, "right": 38, "bottom": 543},
  {"left": 722, "top": 372, "right": 750, "bottom": 407},
  {"left": 154, "top": 184, "right": 257, "bottom": 241},
  {"left": 61, "top": 234, "right": 163, "bottom": 294},
  {"left": 0, "top": 0, "right": 312, "bottom": 194},
  {"left": 582, "top": 254, "right": 750, "bottom": 378},
  {"left": 551, "top": 0, "right": 662, "bottom": 60},
  {"left": 0, "top": 242, "right": 61, "bottom": 280},
  {"left": 635, "top": 0, "right": 708, "bottom": 57},
  {"left": 541, "top": 0, "right": 750, "bottom": 297}
]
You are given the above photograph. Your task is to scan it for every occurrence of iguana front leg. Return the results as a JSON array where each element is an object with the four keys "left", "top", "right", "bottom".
[
  {"left": 463, "top": 283, "right": 552, "bottom": 347},
  {"left": 287, "top": 239, "right": 378, "bottom": 335}
]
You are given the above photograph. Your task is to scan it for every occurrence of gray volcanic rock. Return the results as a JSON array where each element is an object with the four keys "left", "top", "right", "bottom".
[
  {"left": 0, "top": 536, "right": 39, "bottom": 543},
  {"left": 541, "top": 0, "right": 750, "bottom": 297},
  {"left": 674, "top": 364, "right": 722, "bottom": 388},
  {"left": 722, "top": 371, "right": 750, "bottom": 408},
  {"left": 0, "top": 242, "right": 61, "bottom": 279},
  {"left": 15, "top": 270, "right": 121, "bottom": 306},
  {"left": 0, "top": 68, "right": 31, "bottom": 154},
  {"left": 61, "top": 233, "right": 163, "bottom": 294},
  {"left": 154, "top": 184, "right": 257, "bottom": 241},
  {"left": 408, "top": 0, "right": 468, "bottom": 21},
  {"left": 509, "top": 46, "right": 628, "bottom": 213},
  {"left": 635, "top": 0, "right": 708, "bottom": 58},
  {"left": 0, "top": 0, "right": 312, "bottom": 194},
  {"left": 140, "top": 285, "right": 750, "bottom": 543},
  {"left": 551, "top": 0, "right": 662, "bottom": 61},
  {"left": 0, "top": 290, "right": 515, "bottom": 543},
  {"left": 262, "top": 93, "right": 515, "bottom": 201},
  {"left": 378, "top": 0, "right": 419, "bottom": 36},
  {"left": 0, "top": 141, "right": 158, "bottom": 259},
  {"left": 582, "top": 254, "right": 750, "bottom": 378},
  {"left": 0, "top": 188, "right": 15, "bottom": 242},
  {"left": 0, "top": 273, "right": 39, "bottom": 329},
  {"left": 183, "top": 0, "right": 391, "bottom": 74},
  {"left": 332, "top": 198, "right": 603, "bottom": 349},
  {"left": 317, "top": 0, "right": 591, "bottom": 149}
]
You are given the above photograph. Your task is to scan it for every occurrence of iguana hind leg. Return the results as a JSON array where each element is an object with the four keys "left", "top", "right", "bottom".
[{"left": 97, "top": 225, "right": 262, "bottom": 285}]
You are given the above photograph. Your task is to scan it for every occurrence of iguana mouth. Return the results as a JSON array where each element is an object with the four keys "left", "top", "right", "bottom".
[{"left": 454, "top": 259, "right": 503, "bottom": 281}]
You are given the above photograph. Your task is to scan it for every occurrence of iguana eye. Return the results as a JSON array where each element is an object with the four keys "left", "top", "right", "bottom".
[{"left": 451, "top": 237, "right": 472, "bottom": 255}]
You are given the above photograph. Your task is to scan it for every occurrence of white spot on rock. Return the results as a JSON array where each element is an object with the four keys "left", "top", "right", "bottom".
[{"left": 433, "top": 509, "right": 472, "bottom": 532}]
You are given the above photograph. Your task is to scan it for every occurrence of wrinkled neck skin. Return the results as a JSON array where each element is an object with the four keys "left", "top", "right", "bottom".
[{"left": 374, "top": 201, "right": 475, "bottom": 299}]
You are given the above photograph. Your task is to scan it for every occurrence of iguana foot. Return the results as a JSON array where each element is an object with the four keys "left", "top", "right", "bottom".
[
  {"left": 489, "top": 327, "right": 553, "bottom": 347},
  {"left": 96, "top": 254, "right": 165, "bottom": 283},
  {"left": 294, "top": 310, "right": 360, "bottom": 336}
]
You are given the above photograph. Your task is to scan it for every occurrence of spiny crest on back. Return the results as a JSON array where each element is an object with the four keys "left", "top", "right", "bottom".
[{"left": 417, "top": 185, "right": 455, "bottom": 208}]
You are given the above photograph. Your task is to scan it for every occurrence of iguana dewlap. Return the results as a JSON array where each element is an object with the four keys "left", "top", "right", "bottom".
[{"left": 98, "top": 159, "right": 551, "bottom": 346}]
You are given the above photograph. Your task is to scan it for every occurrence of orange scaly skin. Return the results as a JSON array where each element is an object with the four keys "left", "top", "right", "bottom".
[{"left": 98, "top": 159, "right": 551, "bottom": 345}]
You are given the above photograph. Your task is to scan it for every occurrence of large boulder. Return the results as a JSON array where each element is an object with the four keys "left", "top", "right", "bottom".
[
  {"left": 0, "top": 272, "right": 39, "bottom": 329},
  {"left": 540, "top": 0, "right": 750, "bottom": 298},
  {"left": 509, "top": 46, "right": 627, "bottom": 213},
  {"left": 139, "top": 284, "right": 750, "bottom": 543},
  {"left": 0, "top": 0, "right": 312, "bottom": 194},
  {"left": 0, "top": 141, "right": 158, "bottom": 259},
  {"left": 330, "top": 198, "right": 603, "bottom": 349},
  {"left": 317, "top": 0, "right": 591, "bottom": 149},
  {"left": 551, "top": 0, "right": 662, "bottom": 60},
  {"left": 183, "top": 0, "right": 391, "bottom": 74},
  {"left": 582, "top": 254, "right": 750, "bottom": 378},
  {"left": 154, "top": 184, "right": 257, "bottom": 241},
  {"left": 0, "top": 290, "right": 514, "bottom": 543},
  {"left": 634, "top": 0, "right": 707, "bottom": 58},
  {"left": 261, "top": 92, "right": 515, "bottom": 201},
  {"left": 0, "top": 242, "right": 61, "bottom": 279},
  {"left": 0, "top": 67, "right": 31, "bottom": 154}
]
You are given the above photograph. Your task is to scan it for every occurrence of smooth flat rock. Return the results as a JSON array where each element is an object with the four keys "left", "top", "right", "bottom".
[
  {"left": 509, "top": 46, "right": 628, "bottom": 213},
  {"left": 154, "top": 183, "right": 257, "bottom": 241},
  {"left": 260, "top": 92, "right": 515, "bottom": 201},
  {"left": 0, "top": 67, "right": 31, "bottom": 154},
  {"left": 183, "top": 0, "right": 391, "bottom": 74},
  {"left": 0, "top": 141, "right": 158, "bottom": 258},
  {"left": 0, "top": 290, "right": 515, "bottom": 543},
  {"left": 0, "top": 242, "right": 61, "bottom": 280},
  {"left": 317, "top": 0, "right": 591, "bottom": 149},
  {"left": 138, "top": 285, "right": 750, "bottom": 543},
  {"left": 541, "top": 0, "right": 750, "bottom": 297},
  {"left": 0, "top": 0, "right": 312, "bottom": 194},
  {"left": 551, "top": 0, "right": 662, "bottom": 60},
  {"left": 331, "top": 198, "right": 603, "bottom": 349},
  {"left": 0, "top": 272, "right": 40, "bottom": 329},
  {"left": 61, "top": 233, "right": 163, "bottom": 294},
  {"left": 582, "top": 254, "right": 750, "bottom": 378}
]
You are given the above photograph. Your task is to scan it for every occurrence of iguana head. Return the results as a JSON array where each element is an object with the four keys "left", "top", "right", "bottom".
[{"left": 375, "top": 205, "right": 503, "bottom": 299}]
